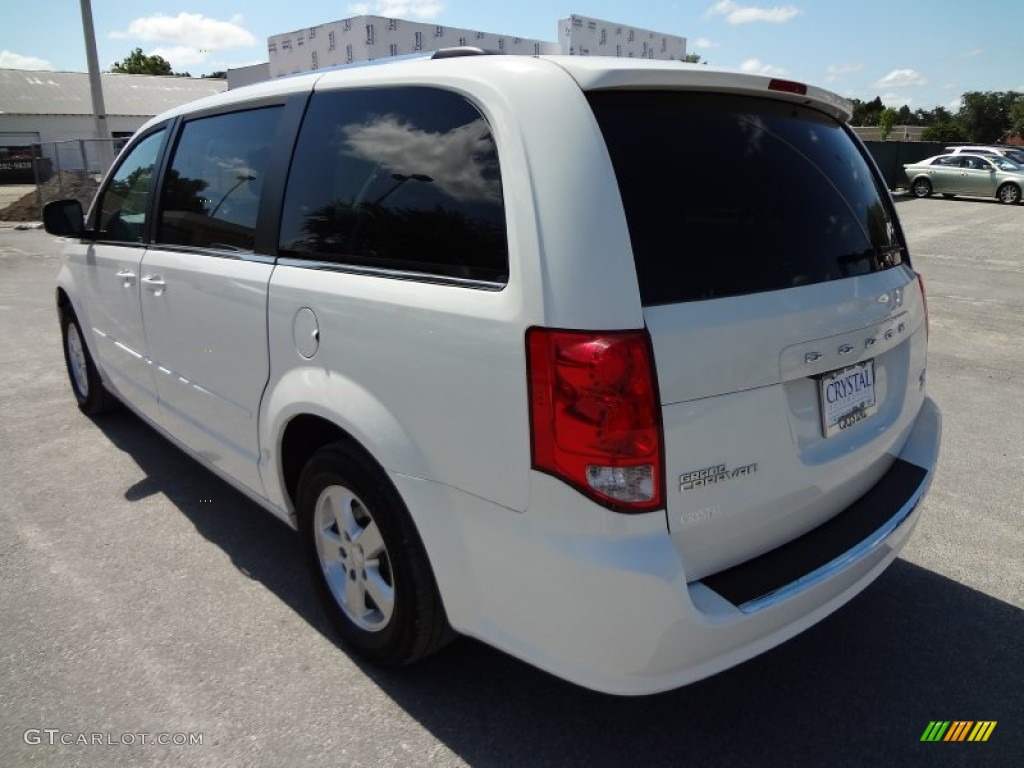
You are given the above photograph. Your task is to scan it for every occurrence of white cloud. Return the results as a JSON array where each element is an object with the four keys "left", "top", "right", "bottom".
[
  {"left": 347, "top": 1, "right": 445, "bottom": 20},
  {"left": 343, "top": 115, "right": 499, "bottom": 203},
  {"left": 947, "top": 98, "right": 962, "bottom": 112},
  {"left": 873, "top": 68, "right": 927, "bottom": 88},
  {"left": 0, "top": 50, "right": 52, "bottom": 69},
  {"left": 942, "top": 82, "right": 957, "bottom": 90},
  {"left": 740, "top": 58, "right": 787, "bottom": 76},
  {"left": 694, "top": 37, "right": 720, "bottom": 49},
  {"left": 959, "top": 48, "right": 983, "bottom": 59},
  {"left": 110, "top": 13, "right": 256, "bottom": 49},
  {"left": 705, "top": 1, "right": 800, "bottom": 24}
]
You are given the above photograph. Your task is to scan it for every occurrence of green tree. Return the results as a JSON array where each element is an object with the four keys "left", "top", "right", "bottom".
[
  {"left": 957, "top": 91, "right": 1023, "bottom": 143},
  {"left": 921, "top": 120, "right": 967, "bottom": 143},
  {"left": 1007, "top": 98, "right": 1024, "bottom": 140},
  {"left": 896, "top": 105, "right": 913, "bottom": 125},
  {"left": 202, "top": 71, "right": 227, "bottom": 79},
  {"left": 109, "top": 47, "right": 186, "bottom": 77},
  {"left": 684, "top": 53, "right": 705, "bottom": 64},
  {"left": 851, "top": 96, "right": 884, "bottom": 126},
  {"left": 878, "top": 107, "right": 898, "bottom": 140}
]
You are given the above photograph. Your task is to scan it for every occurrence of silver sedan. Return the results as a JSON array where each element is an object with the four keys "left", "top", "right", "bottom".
[{"left": 904, "top": 153, "right": 1023, "bottom": 204}]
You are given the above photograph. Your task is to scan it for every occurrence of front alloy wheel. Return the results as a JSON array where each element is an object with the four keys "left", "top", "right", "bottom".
[
  {"left": 60, "top": 307, "right": 114, "bottom": 414},
  {"left": 911, "top": 178, "right": 932, "bottom": 198},
  {"left": 997, "top": 183, "right": 1021, "bottom": 204},
  {"left": 66, "top": 321, "right": 90, "bottom": 398}
]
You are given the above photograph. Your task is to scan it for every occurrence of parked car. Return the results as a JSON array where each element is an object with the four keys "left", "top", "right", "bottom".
[
  {"left": 905, "top": 153, "right": 1023, "bottom": 203},
  {"left": 43, "top": 52, "right": 940, "bottom": 696},
  {"left": 945, "top": 144, "right": 1024, "bottom": 165}
]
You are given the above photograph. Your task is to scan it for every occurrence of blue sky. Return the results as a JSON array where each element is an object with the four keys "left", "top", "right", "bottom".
[{"left": 2, "top": 1, "right": 1022, "bottom": 111}]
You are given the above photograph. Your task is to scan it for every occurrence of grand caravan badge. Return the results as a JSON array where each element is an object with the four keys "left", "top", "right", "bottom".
[{"left": 679, "top": 462, "right": 758, "bottom": 492}]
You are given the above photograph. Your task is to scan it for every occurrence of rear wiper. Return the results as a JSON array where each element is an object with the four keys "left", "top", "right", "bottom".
[
  {"left": 835, "top": 244, "right": 904, "bottom": 275},
  {"left": 875, "top": 244, "right": 905, "bottom": 268}
]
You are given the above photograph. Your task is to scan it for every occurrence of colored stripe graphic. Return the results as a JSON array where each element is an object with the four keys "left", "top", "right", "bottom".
[
  {"left": 945, "top": 721, "right": 972, "bottom": 741},
  {"left": 968, "top": 722, "right": 997, "bottom": 742},
  {"left": 920, "top": 721, "right": 996, "bottom": 742}
]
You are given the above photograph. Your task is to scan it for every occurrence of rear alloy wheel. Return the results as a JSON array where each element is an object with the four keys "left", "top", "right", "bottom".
[
  {"left": 297, "top": 441, "right": 452, "bottom": 666},
  {"left": 997, "top": 183, "right": 1021, "bottom": 205},
  {"left": 911, "top": 178, "right": 932, "bottom": 198},
  {"left": 60, "top": 307, "right": 115, "bottom": 414}
]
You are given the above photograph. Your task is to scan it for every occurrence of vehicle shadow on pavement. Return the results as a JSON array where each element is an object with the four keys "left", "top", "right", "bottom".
[
  {"left": 93, "top": 408, "right": 1023, "bottom": 768},
  {"left": 377, "top": 561, "right": 1024, "bottom": 768}
]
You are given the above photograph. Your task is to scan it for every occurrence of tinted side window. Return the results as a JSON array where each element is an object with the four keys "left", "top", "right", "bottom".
[
  {"left": 95, "top": 129, "right": 165, "bottom": 242},
  {"left": 934, "top": 156, "right": 962, "bottom": 166},
  {"left": 279, "top": 87, "right": 508, "bottom": 284},
  {"left": 589, "top": 92, "right": 905, "bottom": 305},
  {"left": 159, "top": 107, "right": 283, "bottom": 251}
]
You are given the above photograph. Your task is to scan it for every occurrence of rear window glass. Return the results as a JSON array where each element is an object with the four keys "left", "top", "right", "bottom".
[{"left": 588, "top": 92, "right": 905, "bottom": 305}]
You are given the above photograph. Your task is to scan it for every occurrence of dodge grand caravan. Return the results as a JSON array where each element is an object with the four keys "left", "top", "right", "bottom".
[{"left": 44, "top": 52, "right": 941, "bottom": 695}]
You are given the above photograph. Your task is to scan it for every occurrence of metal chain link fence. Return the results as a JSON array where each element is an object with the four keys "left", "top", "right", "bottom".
[
  {"left": 32, "top": 137, "right": 127, "bottom": 209},
  {"left": 0, "top": 137, "right": 127, "bottom": 221}
]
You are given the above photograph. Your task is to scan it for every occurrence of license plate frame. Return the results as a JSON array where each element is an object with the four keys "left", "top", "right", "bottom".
[{"left": 819, "top": 359, "right": 877, "bottom": 438}]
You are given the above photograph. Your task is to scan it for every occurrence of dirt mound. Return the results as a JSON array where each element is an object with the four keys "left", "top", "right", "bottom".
[{"left": 0, "top": 172, "right": 100, "bottom": 222}]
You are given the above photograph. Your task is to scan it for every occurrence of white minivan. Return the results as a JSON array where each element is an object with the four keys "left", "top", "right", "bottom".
[{"left": 44, "top": 51, "right": 940, "bottom": 695}]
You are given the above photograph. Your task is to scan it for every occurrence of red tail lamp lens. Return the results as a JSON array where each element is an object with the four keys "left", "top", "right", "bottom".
[{"left": 527, "top": 328, "right": 663, "bottom": 512}]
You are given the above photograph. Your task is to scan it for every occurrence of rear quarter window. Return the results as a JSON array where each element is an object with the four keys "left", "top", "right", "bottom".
[
  {"left": 278, "top": 86, "right": 509, "bottom": 285},
  {"left": 588, "top": 91, "right": 905, "bottom": 305}
]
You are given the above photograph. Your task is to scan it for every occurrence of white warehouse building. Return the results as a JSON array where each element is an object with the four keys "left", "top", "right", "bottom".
[{"left": 267, "top": 14, "right": 688, "bottom": 78}]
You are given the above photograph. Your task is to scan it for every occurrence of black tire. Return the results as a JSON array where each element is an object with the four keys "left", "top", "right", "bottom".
[
  {"left": 997, "top": 182, "right": 1021, "bottom": 205},
  {"left": 297, "top": 441, "right": 453, "bottom": 666},
  {"left": 911, "top": 178, "right": 932, "bottom": 198},
  {"left": 59, "top": 307, "right": 115, "bottom": 415}
]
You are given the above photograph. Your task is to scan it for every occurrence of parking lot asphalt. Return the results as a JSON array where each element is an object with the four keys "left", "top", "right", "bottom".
[{"left": 1, "top": 197, "right": 1022, "bottom": 767}]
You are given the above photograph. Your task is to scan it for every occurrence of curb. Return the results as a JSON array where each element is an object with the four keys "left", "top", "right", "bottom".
[{"left": 0, "top": 222, "right": 43, "bottom": 230}]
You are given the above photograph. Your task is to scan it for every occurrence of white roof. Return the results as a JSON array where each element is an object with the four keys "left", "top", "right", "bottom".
[{"left": 132, "top": 54, "right": 854, "bottom": 132}]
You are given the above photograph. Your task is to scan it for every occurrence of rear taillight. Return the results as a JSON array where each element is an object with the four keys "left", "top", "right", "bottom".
[
  {"left": 526, "top": 328, "right": 664, "bottom": 513},
  {"left": 917, "top": 273, "right": 929, "bottom": 338}
]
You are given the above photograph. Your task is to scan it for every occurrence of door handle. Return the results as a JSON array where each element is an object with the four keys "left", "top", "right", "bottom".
[
  {"left": 142, "top": 275, "right": 166, "bottom": 295},
  {"left": 115, "top": 269, "right": 136, "bottom": 286}
]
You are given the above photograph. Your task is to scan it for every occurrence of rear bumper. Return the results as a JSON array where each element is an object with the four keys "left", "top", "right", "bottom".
[
  {"left": 702, "top": 457, "right": 927, "bottom": 613},
  {"left": 396, "top": 396, "right": 940, "bottom": 696}
]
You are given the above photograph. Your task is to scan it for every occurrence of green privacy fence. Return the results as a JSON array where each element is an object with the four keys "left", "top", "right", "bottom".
[{"left": 862, "top": 140, "right": 947, "bottom": 190}]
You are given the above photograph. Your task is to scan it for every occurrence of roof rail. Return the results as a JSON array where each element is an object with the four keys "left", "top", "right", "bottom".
[{"left": 431, "top": 47, "right": 504, "bottom": 59}]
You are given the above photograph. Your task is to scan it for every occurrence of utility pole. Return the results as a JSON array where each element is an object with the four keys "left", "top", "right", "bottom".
[{"left": 79, "top": 0, "right": 115, "bottom": 172}]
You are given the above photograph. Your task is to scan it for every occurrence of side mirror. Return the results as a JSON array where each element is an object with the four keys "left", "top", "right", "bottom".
[{"left": 43, "top": 199, "right": 87, "bottom": 237}]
